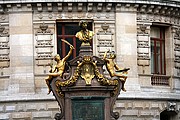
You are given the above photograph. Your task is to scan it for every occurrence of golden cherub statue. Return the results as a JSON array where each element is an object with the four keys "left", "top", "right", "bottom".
[
  {"left": 45, "top": 39, "right": 75, "bottom": 94},
  {"left": 103, "top": 49, "right": 129, "bottom": 92},
  {"left": 75, "top": 20, "right": 94, "bottom": 46}
]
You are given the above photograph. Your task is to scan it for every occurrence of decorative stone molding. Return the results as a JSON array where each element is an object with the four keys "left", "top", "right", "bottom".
[
  {"left": 16, "top": 4, "right": 21, "bottom": 8},
  {"left": 137, "top": 23, "right": 150, "bottom": 67},
  {"left": 97, "top": 22, "right": 114, "bottom": 57},
  {"left": 97, "top": 3, "right": 103, "bottom": 12},
  {"left": 138, "top": 24, "right": 148, "bottom": 34},
  {"left": 36, "top": 22, "right": 51, "bottom": 34},
  {"left": 47, "top": 3, "right": 52, "bottom": 12},
  {"left": 35, "top": 22, "right": 54, "bottom": 68},
  {"left": 106, "top": 3, "right": 112, "bottom": 12},
  {"left": 68, "top": 3, "right": 72, "bottom": 12},
  {"left": 0, "top": 24, "right": 10, "bottom": 71},
  {"left": 78, "top": 3, "right": 83, "bottom": 12},
  {"left": 0, "top": 24, "right": 8, "bottom": 37},
  {"left": 167, "top": 102, "right": 178, "bottom": 112},
  {"left": 87, "top": 3, "right": 93, "bottom": 12},
  {"left": 37, "top": 3, "right": 42, "bottom": 12},
  {"left": 173, "top": 26, "right": 180, "bottom": 69},
  {"left": 57, "top": 3, "right": 62, "bottom": 12},
  {"left": 0, "top": 5, "right": 4, "bottom": 13},
  {"left": 0, "top": 2, "right": 179, "bottom": 18}
]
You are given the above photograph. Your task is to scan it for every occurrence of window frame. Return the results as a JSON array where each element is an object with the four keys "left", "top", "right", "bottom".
[
  {"left": 56, "top": 21, "right": 93, "bottom": 60},
  {"left": 150, "top": 26, "right": 166, "bottom": 75}
]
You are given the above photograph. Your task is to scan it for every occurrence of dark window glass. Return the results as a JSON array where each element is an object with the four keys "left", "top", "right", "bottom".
[
  {"left": 150, "top": 26, "right": 166, "bottom": 75},
  {"left": 57, "top": 22, "right": 92, "bottom": 61}
]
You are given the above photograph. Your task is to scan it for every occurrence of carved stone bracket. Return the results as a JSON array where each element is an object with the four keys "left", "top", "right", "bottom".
[
  {"left": 0, "top": 24, "right": 9, "bottom": 37},
  {"left": 36, "top": 22, "right": 52, "bottom": 34},
  {"left": 167, "top": 102, "right": 178, "bottom": 113}
]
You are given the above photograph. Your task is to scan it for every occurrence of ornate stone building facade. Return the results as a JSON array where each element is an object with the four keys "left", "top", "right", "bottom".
[{"left": 0, "top": 0, "right": 179, "bottom": 119}]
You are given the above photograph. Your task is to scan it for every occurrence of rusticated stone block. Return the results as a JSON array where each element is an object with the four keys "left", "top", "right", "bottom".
[
  {"left": 16, "top": 104, "right": 25, "bottom": 112},
  {"left": 36, "top": 103, "right": 47, "bottom": 111},
  {"left": 151, "top": 103, "right": 159, "bottom": 109},
  {"left": 139, "top": 110, "right": 154, "bottom": 116},
  {"left": 126, "top": 102, "right": 133, "bottom": 109},
  {"left": 0, "top": 113, "right": 10, "bottom": 120},
  {"left": 12, "top": 112, "right": 31, "bottom": 119},
  {"left": 5, "top": 105, "right": 16, "bottom": 112},
  {"left": 46, "top": 102, "right": 59, "bottom": 111},
  {"left": 133, "top": 102, "right": 144, "bottom": 109},
  {"left": 116, "top": 102, "right": 125, "bottom": 109},
  {"left": 32, "top": 111, "right": 52, "bottom": 118},
  {"left": 143, "top": 102, "right": 150, "bottom": 109},
  {"left": 25, "top": 104, "right": 37, "bottom": 111},
  {"left": 0, "top": 105, "right": 4, "bottom": 112},
  {"left": 121, "top": 109, "right": 139, "bottom": 116}
]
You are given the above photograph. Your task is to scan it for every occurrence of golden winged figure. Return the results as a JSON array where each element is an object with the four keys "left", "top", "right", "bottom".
[{"left": 45, "top": 39, "right": 75, "bottom": 94}]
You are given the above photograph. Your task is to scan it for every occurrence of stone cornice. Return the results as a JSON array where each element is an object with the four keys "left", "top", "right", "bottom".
[
  {"left": 0, "top": 0, "right": 180, "bottom": 6},
  {"left": 0, "top": 1, "right": 180, "bottom": 17}
]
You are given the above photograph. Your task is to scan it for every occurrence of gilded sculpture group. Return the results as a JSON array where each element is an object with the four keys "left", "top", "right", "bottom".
[{"left": 45, "top": 20, "right": 129, "bottom": 94}]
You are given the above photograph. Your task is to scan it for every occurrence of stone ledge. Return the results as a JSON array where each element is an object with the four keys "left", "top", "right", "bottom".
[
  {"left": 119, "top": 91, "right": 180, "bottom": 101},
  {"left": 0, "top": 94, "right": 55, "bottom": 102},
  {"left": 0, "top": 0, "right": 179, "bottom": 4},
  {"left": 0, "top": 91, "right": 180, "bottom": 102}
]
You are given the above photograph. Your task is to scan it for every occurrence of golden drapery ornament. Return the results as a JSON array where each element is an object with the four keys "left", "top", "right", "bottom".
[{"left": 55, "top": 56, "right": 120, "bottom": 97}]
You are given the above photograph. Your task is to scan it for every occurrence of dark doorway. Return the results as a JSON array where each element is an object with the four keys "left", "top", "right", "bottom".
[{"left": 160, "top": 110, "right": 177, "bottom": 120}]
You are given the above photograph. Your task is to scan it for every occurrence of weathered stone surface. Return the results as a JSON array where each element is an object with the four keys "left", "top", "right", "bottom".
[
  {"left": 5, "top": 105, "right": 16, "bottom": 112},
  {"left": 0, "top": 113, "right": 10, "bottom": 120},
  {"left": 0, "top": 1, "right": 179, "bottom": 120}
]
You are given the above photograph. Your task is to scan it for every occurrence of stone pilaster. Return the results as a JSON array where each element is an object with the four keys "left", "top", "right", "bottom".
[
  {"left": 9, "top": 12, "right": 34, "bottom": 94},
  {"left": 115, "top": 5, "right": 140, "bottom": 92}
]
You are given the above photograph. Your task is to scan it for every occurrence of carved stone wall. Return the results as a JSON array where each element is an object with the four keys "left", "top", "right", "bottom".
[
  {"left": 136, "top": 4, "right": 180, "bottom": 90},
  {"left": 96, "top": 22, "right": 114, "bottom": 57},
  {"left": 173, "top": 26, "right": 180, "bottom": 70},
  {"left": 0, "top": 24, "right": 9, "bottom": 73},
  {"left": 0, "top": 1, "right": 179, "bottom": 120},
  {"left": 0, "top": 13, "right": 9, "bottom": 95},
  {"left": 34, "top": 23, "right": 53, "bottom": 73}
]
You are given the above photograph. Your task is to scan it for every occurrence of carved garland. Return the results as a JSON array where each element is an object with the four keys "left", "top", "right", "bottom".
[
  {"left": 55, "top": 55, "right": 121, "bottom": 119},
  {"left": 55, "top": 56, "right": 120, "bottom": 97}
]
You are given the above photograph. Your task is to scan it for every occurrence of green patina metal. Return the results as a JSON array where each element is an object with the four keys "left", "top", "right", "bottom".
[{"left": 72, "top": 97, "right": 104, "bottom": 120}]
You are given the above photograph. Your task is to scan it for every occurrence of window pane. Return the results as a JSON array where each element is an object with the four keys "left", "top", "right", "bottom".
[
  {"left": 150, "top": 26, "right": 166, "bottom": 75},
  {"left": 76, "top": 38, "right": 81, "bottom": 57},
  {"left": 65, "top": 38, "right": 73, "bottom": 60},
  {"left": 57, "top": 24, "right": 62, "bottom": 35},
  {"left": 65, "top": 24, "right": 80, "bottom": 35},
  {"left": 161, "top": 42, "right": 165, "bottom": 74},
  {"left": 151, "top": 41, "right": 155, "bottom": 73},
  {"left": 156, "top": 41, "right": 161, "bottom": 74},
  {"left": 150, "top": 27, "right": 160, "bottom": 38},
  {"left": 57, "top": 22, "right": 92, "bottom": 60}
]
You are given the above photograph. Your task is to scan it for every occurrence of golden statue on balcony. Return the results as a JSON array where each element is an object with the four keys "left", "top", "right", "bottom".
[
  {"left": 45, "top": 39, "right": 75, "bottom": 94},
  {"left": 103, "top": 50, "right": 129, "bottom": 92},
  {"left": 75, "top": 20, "right": 94, "bottom": 46}
]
